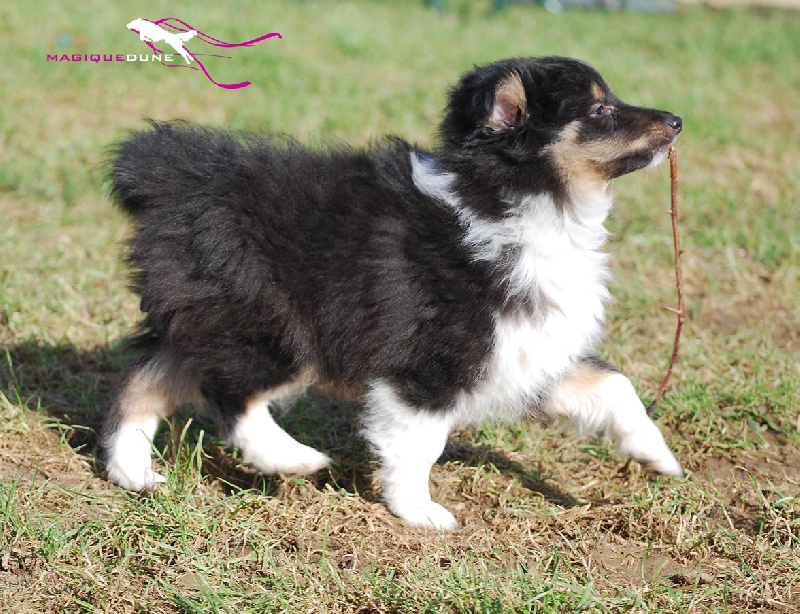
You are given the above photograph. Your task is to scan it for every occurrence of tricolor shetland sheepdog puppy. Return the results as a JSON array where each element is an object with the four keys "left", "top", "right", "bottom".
[{"left": 102, "top": 57, "right": 683, "bottom": 530}]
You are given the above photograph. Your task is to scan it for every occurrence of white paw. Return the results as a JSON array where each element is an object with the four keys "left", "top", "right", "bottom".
[
  {"left": 104, "top": 418, "right": 163, "bottom": 491},
  {"left": 285, "top": 445, "right": 331, "bottom": 475},
  {"left": 388, "top": 500, "right": 459, "bottom": 531},
  {"left": 617, "top": 422, "right": 683, "bottom": 477},
  {"left": 245, "top": 443, "right": 331, "bottom": 476},
  {"left": 231, "top": 404, "right": 330, "bottom": 475},
  {"left": 642, "top": 455, "right": 683, "bottom": 477},
  {"left": 107, "top": 457, "right": 165, "bottom": 492}
]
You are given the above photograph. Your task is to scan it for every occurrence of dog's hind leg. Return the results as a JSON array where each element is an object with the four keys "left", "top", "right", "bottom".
[
  {"left": 102, "top": 356, "right": 191, "bottom": 491},
  {"left": 221, "top": 370, "right": 331, "bottom": 476},
  {"left": 362, "top": 382, "right": 458, "bottom": 531},
  {"left": 541, "top": 357, "right": 683, "bottom": 476}
]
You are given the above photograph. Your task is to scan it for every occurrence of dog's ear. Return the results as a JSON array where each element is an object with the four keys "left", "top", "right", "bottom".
[{"left": 486, "top": 72, "right": 527, "bottom": 131}]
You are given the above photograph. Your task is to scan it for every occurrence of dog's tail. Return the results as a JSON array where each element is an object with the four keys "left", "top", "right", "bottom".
[{"left": 108, "top": 120, "right": 240, "bottom": 218}]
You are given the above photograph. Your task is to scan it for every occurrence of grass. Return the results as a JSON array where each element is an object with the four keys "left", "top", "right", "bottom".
[{"left": 1, "top": 0, "right": 799, "bottom": 611}]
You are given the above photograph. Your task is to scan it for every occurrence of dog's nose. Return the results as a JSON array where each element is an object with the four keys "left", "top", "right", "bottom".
[{"left": 666, "top": 114, "right": 683, "bottom": 134}]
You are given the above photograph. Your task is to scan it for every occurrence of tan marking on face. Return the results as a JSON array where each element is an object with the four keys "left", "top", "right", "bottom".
[
  {"left": 627, "top": 131, "right": 663, "bottom": 151},
  {"left": 544, "top": 120, "right": 670, "bottom": 187},
  {"left": 543, "top": 121, "right": 626, "bottom": 184},
  {"left": 487, "top": 72, "right": 527, "bottom": 131},
  {"left": 590, "top": 81, "right": 605, "bottom": 101}
]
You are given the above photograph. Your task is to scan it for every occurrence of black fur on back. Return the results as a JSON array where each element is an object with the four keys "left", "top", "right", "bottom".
[{"left": 109, "top": 121, "right": 501, "bottom": 417}]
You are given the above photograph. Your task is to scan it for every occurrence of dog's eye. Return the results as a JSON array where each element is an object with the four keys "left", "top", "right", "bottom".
[{"left": 590, "top": 104, "right": 618, "bottom": 120}]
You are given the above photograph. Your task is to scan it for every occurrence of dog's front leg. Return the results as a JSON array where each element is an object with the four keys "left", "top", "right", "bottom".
[
  {"left": 542, "top": 357, "right": 683, "bottom": 476},
  {"left": 362, "top": 382, "right": 458, "bottom": 531}
]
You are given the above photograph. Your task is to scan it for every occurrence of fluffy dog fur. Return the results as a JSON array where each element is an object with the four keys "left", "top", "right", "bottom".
[{"left": 102, "top": 56, "right": 683, "bottom": 530}]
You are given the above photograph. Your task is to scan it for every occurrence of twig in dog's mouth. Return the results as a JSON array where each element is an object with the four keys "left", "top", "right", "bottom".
[{"left": 647, "top": 145, "right": 684, "bottom": 416}]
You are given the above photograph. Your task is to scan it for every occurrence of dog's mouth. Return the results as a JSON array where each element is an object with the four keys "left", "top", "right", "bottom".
[
  {"left": 623, "top": 112, "right": 682, "bottom": 168},
  {"left": 647, "top": 117, "right": 681, "bottom": 145},
  {"left": 595, "top": 130, "right": 679, "bottom": 178},
  {"left": 645, "top": 130, "right": 680, "bottom": 168},
  {"left": 652, "top": 139, "right": 674, "bottom": 155},
  {"left": 652, "top": 130, "right": 679, "bottom": 153},
  {"left": 648, "top": 139, "right": 674, "bottom": 161}
]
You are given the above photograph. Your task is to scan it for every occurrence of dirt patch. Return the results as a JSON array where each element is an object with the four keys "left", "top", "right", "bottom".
[
  {"left": 696, "top": 437, "right": 800, "bottom": 533},
  {"left": 0, "top": 406, "right": 99, "bottom": 488},
  {"left": 590, "top": 535, "right": 708, "bottom": 587}
]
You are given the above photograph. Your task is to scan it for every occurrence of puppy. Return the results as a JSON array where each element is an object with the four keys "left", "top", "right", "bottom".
[{"left": 102, "top": 56, "right": 683, "bottom": 530}]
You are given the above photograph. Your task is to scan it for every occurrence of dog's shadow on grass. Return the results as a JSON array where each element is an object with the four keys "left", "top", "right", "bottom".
[
  {"left": 1, "top": 339, "right": 579, "bottom": 509},
  {"left": 1, "top": 340, "right": 119, "bottom": 452}
]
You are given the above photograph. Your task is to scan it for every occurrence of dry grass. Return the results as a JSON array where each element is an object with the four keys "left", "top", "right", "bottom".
[{"left": 2, "top": 1, "right": 799, "bottom": 611}]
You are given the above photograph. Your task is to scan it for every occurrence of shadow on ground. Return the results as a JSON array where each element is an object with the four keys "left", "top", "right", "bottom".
[{"left": 0, "top": 339, "right": 580, "bottom": 508}]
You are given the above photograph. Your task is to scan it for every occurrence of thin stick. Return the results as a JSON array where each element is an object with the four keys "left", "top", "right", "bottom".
[{"left": 647, "top": 145, "right": 685, "bottom": 416}]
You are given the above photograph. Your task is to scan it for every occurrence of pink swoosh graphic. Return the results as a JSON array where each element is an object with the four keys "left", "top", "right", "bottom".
[{"left": 131, "top": 17, "right": 282, "bottom": 89}]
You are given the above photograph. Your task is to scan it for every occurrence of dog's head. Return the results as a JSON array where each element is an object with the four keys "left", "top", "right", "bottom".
[{"left": 439, "top": 57, "right": 682, "bottom": 196}]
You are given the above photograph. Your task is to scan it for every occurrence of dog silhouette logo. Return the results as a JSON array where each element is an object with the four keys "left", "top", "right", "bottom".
[
  {"left": 127, "top": 18, "right": 197, "bottom": 64},
  {"left": 124, "top": 17, "right": 281, "bottom": 89}
]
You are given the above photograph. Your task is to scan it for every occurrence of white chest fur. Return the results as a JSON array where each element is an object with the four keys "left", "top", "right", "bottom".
[
  {"left": 458, "top": 199, "right": 611, "bottom": 421},
  {"left": 410, "top": 152, "right": 613, "bottom": 422},
  {"left": 472, "top": 203, "right": 608, "bottom": 419}
]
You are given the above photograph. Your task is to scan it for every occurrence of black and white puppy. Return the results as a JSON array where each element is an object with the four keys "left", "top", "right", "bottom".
[{"left": 102, "top": 57, "right": 683, "bottom": 530}]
